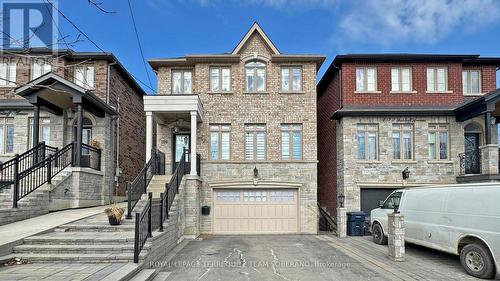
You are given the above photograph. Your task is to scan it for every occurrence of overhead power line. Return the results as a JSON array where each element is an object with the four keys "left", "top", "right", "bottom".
[{"left": 126, "top": 0, "right": 154, "bottom": 91}]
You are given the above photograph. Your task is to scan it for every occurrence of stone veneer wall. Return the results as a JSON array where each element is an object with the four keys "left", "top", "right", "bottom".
[
  {"left": 337, "top": 115, "right": 497, "bottom": 212},
  {"left": 199, "top": 162, "right": 317, "bottom": 234}
]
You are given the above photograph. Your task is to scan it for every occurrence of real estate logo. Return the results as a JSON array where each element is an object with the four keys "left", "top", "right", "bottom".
[{"left": 1, "top": 0, "right": 58, "bottom": 49}]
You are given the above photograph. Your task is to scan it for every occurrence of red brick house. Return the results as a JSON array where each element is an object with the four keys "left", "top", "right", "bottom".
[{"left": 317, "top": 54, "right": 500, "bottom": 217}]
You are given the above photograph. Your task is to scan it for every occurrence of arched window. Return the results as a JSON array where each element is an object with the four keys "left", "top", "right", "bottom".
[
  {"left": 464, "top": 122, "right": 482, "bottom": 133},
  {"left": 245, "top": 61, "right": 266, "bottom": 92}
]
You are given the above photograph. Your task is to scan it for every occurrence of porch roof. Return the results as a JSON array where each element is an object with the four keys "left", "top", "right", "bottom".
[
  {"left": 455, "top": 88, "right": 500, "bottom": 123},
  {"left": 14, "top": 72, "right": 117, "bottom": 117}
]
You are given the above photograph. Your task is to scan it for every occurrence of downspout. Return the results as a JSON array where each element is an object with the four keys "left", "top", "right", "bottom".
[
  {"left": 115, "top": 96, "right": 120, "bottom": 196},
  {"left": 106, "top": 61, "right": 117, "bottom": 200},
  {"left": 106, "top": 61, "right": 117, "bottom": 104}
]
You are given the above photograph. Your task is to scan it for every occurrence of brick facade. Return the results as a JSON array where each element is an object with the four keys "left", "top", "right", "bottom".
[
  {"left": 152, "top": 24, "right": 325, "bottom": 234},
  {"left": 318, "top": 55, "right": 499, "bottom": 217},
  {"left": 0, "top": 50, "right": 145, "bottom": 196}
]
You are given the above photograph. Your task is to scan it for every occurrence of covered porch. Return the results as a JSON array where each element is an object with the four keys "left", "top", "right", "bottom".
[
  {"left": 455, "top": 89, "right": 500, "bottom": 182},
  {"left": 144, "top": 95, "right": 203, "bottom": 176}
]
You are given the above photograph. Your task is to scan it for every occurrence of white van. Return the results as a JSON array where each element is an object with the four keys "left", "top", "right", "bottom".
[{"left": 370, "top": 183, "right": 500, "bottom": 279}]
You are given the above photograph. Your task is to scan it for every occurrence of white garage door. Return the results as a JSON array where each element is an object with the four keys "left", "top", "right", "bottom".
[{"left": 213, "top": 189, "right": 298, "bottom": 234}]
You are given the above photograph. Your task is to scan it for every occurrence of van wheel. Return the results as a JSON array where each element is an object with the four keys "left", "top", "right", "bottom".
[
  {"left": 460, "top": 243, "right": 496, "bottom": 279},
  {"left": 372, "top": 223, "right": 387, "bottom": 245}
]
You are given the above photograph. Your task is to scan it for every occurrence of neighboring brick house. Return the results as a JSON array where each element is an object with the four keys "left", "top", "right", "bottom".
[
  {"left": 0, "top": 48, "right": 145, "bottom": 200},
  {"left": 144, "top": 23, "right": 325, "bottom": 234},
  {"left": 317, "top": 54, "right": 500, "bottom": 217}
]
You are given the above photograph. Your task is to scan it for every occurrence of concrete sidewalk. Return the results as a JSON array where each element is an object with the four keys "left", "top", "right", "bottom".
[{"left": 0, "top": 203, "right": 125, "bottom": 256}]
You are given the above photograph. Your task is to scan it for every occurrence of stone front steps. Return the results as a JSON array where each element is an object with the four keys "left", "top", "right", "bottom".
[{"left": 147, "top": 175, "right": 172, "bottom": 198}]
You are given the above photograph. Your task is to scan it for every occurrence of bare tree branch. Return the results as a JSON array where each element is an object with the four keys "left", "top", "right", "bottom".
[{"left": 88, "top": 0, "right": 116, "bottom": 14}]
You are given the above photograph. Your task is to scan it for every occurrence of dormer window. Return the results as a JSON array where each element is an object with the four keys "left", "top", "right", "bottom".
[
  {"left": 245, "top": 61, "right": 266, "bottom": 92},
  {"left": 172, "top": 70, "right": 192, "bottom": 94}
]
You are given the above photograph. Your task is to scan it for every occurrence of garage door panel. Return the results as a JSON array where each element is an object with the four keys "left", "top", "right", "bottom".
[{"left": 214, "top": 189, "right": 298, "bottom": 234}]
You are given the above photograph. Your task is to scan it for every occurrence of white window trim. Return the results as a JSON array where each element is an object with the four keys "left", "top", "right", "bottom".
[
  {"left": 280, "top": 66, "right": 303, "bottom": 93},
  {"left": 426, "top": 66, "right": 451, "bottom": 93},
  {"left": 209, "top": 66, "right": 232, "bottom": 93},
  {"left": 0, "top": 117, "right": 14, "bottom": 154},
  {"left": 0, "top": 62, "right": 17, "bottom": 87},
  {"left": 390, "top": 67, "right": 415, "bottom": 93},
  {"left": 392, "top": 123, "right": 414, "bottom": 161},
  {"left": 462, "top": 69, "right": 483, "bottom": 96},
  {"left": 171, "top": 69, "right": 193, "bottom": 95},
  {"left": 245, "top": 61, "right": 267, "bottom": 93},
  {"left": 245, "top": 124, "right": 266, "bottom": 161},
  {"left": 355, "top": 67, "right": 379, "bottom": 93},
  {"left": 280, "top": 124, "right": 303, "bottom": 160},
  {"left": 428, "top": 124, "right": 450, "bottom": 161},
  {"left": 74, "top": 65, "right": 95, "bottom": 89},
  {"left": 209, "top": 124, "right": 231, "bottom": 161},
  {"left": 357, "top": 124, "right": 379, "bottom": 161}
]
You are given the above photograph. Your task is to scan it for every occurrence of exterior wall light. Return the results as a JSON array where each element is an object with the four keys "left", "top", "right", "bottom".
[
  {"left": 402, "top": 167, "right": 410, "bottom": 180},
  {"left": 338, "top": 193, "right": 345, "bottom": 208},
  {"left": 253, "top": 166, "right": 258, "bottom": 178}
]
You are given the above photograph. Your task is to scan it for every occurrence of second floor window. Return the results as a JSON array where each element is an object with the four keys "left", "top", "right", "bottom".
[
  {"left": 0, "top": 117, "right": 14, "bottom": 154},
  {"left": 75, "top": 65, "right": 95, "bottom": 89},
  {"left": 428, "top": 124, "right": 449, "bottom": 160},
  {"left": 28, "top": 117, "right": 50, "bottom": 148},
  {"left": 32, "top": 61, "right": 52, "bottom": 80},
  {"left": 172, "top": 70, "right": 192, "bottom": 94},
  {"left": 391, "top": 67, "right": 411, "bottom": 92},
  {"left": 245, "top": 124, "right": 266, "bottom": 160},
  {"left": 356, "top": 67, "right": 376, "bottom": 92},
  {"left": 426, "top": 67, "right": 447, "bottom": 92},
  {"left": 392, "top": 124, "right": 413, "bottom": 160},
  {"left": 246, "top": 61, "right": 266, "bottom": 92},
  {"left": 0, "top": 62, "right": 16, "bottom": 86},
  {"left": 462, "top": 70, "right": 481, "bottom": 95},
  {"left": 210, "top": 124, "right": 230, "bottom": 160},
  {"left": 281, "top": 124, "right": 302, "bottom": 160},
  {"left": 357, "top": 124, "right": 378, "bottom": 160},
  {"left": 210, "top": 67, "right": 230, "bottom": 92},
  {"left": 281, "top": 67, "right": 302, "bottom": 92}
]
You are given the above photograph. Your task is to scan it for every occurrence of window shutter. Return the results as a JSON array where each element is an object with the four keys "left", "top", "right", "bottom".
[{"left": 8, "top": 63, "right": 16, "bottom": 86}]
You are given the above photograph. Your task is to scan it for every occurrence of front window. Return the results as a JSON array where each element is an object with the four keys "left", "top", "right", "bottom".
[
  {"left": 245, "top": 124, "right": 266, "bottom": 160},
  {"left": 426, "top": 67, "right": 447, "bottom": 92},
  {"left": 462, "top": 70, "right": 481, "bottom": 95},
  {"left": 428, "top": 124, "right": 449, "bottom": 160},
  {"left": 74, "top": 65, "right": 95, "bottom": 89},
  {"left": 281, "top": 124, "right": 302, "bottom": 160},
  {"left": 357, "top": 124, "right": 378, "bottom": 160},
  {"left": 281, "top": 66, "right": 302, "bottom": 92},
  {"left": 172, "top": 70, "right": 192, "bottom": 94},
  {"left": 391, "top": 67, "right": 411, "bottom": 92},
  {"left": 0, "top": 62, "right": 16, "bottom": 86},
  {"left": 382, "top": 192, "right": 402, "bottom": 209},
  {"left": 246, "top": 61, "right": 266, "bottom": 92},
  {"left": 28, "top": 117, "right": 50, "bottom": 148},
  {"left": 210, "top": 124, "right": 230, "bottom": 160},
  {"left": 32, "top": 60, "right": 52, "bottom": 80},
  {"left": 356, "top": 67, "right": 376, "bottom": 92},
  {"left": 210, "top": 67, "right": 231, "bottom": 92},
  {"left": 392, "top": 124, "right": 413, "bottom": 160},
  {"left": 0, "top": 117, "right": 14, "bottom": 154}
]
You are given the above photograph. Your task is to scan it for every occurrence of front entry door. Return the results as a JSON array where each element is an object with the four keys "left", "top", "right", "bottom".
[
  {"left": 464, "top": 133, "right": 480, "bottom": 174},
  {"left": 173, "top": 134, "right": 190, "bottom": 173}
]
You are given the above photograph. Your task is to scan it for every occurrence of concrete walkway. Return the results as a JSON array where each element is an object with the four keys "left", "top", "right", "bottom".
[{"left": 0, "top": 203, "right": 126, "bottom": 255}]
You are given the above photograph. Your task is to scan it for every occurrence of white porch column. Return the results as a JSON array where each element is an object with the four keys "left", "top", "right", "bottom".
[
  {"left": 190, "top": 111, "right": 197, "bottom": 175},
  {"left": 145, "top": 111, "right": 153, "bottom": 162}
]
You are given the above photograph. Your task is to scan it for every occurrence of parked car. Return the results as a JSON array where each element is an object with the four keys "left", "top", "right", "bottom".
[{"left": 370, "top": 183, "right": 500, "bottom": 279}]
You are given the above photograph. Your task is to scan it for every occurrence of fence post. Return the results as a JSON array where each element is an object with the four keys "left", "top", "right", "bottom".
[
  {"left": 147, "top": 192, "right": 153, "bottom": 237},
  {"left": 46, "top": 155, "right": 52, "bottom": 184},
  {"left": 98, "top": 148, "right": 102, "bottom": 171},
  {"left": 159, "top": 192, "right": 164, "bottom": 232},
  {"left": 133, "top": 212, "right": 140, "bottom": 263},
  {"left": 143, "top": 163, "right": 148, "bottom": 193},
  {"left": 127, "top": 182, "right": 132, "bottom": 219},
  {"left": 165, "top": 183, "right": 170, "bottom": 220},
  {"left": 12, "top": 154, "right": 19, "bottom": 208}
]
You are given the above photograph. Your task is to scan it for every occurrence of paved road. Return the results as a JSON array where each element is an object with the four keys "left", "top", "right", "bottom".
[{"left": 157, "top": 235, "right": 499, "bottom": 281}]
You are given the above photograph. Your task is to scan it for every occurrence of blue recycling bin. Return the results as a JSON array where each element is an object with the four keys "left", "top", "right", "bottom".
[{"left": 346, "top": 211, "right": 366, "bottom": 236}]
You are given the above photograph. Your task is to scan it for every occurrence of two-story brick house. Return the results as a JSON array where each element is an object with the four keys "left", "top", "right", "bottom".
[
  {"left": 144, "top": 23, "right": 325, "bottom": 234},
  {"left": 318, "top": 54, "right": 500, "bottom": 217},
  {"left": 0, "top": 49, "right": 145, "bottom": 218}
]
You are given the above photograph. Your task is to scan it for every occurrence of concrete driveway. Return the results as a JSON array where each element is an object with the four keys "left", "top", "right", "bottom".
[{"left": 156, "top": 235, "right": 499, "bottom": 281}]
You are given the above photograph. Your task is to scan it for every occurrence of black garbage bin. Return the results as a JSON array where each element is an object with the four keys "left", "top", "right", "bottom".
[{"left": 346, "top": 211, "right": 366, "bottom": 236}]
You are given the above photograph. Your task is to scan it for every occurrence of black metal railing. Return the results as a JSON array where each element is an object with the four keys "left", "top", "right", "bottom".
[
  {"left": 0, "top": 142, "right": 57, "bottom": 190},
  {"left": 134, "top": 192, "right": 152, "bottom": 263},
  {"left": 79, "top": 143, "right": 102, "bottom": 171},
  {"left": 459, "top": 149, "right": 481, "bottom": 175},
  {"left": 159, "top": 149, "right": 188, "bottom": 232},
  {"left": 127, "top": 149, "right": 165, "bottom": 219},
  {"left": 15, "top": 143, "right": 73, "bottom": 206}
]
